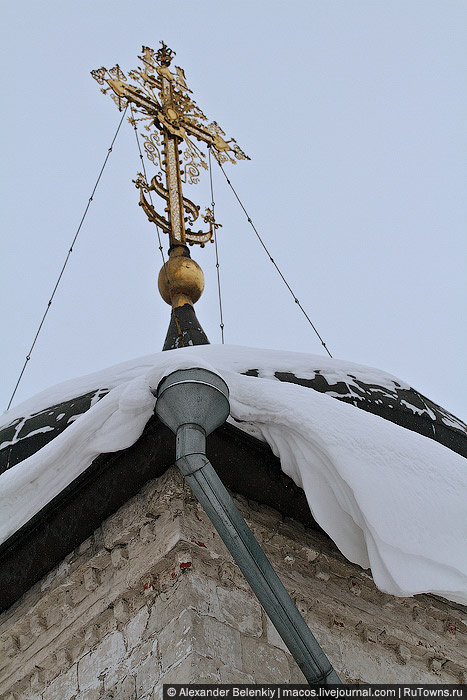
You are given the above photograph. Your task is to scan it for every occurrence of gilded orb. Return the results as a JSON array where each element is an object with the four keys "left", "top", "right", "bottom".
[{"left": 158, "top": 249, "right": 204, "bottom": 307}]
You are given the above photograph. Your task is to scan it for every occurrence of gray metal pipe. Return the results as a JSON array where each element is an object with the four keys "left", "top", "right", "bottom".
[{"left": 156, "top": 368, "right": 341, "bottom": 685}]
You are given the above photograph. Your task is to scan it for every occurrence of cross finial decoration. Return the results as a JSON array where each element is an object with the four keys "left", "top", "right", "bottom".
[{"left": 92, "top": 42, "right": 249, "bottom": 249}]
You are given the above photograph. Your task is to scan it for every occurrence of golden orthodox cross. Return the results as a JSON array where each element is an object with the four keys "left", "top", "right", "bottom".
[{"left": 92, "top": 42, "right": 249, "bottom": 250}]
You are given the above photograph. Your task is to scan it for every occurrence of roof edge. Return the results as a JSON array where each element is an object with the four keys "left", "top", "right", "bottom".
[{"left": 0, "top": 416, "right": 318, "bottom": 612}]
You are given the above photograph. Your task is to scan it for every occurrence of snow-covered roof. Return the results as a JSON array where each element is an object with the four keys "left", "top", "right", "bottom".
[
  {"left": 1, "top": 345, "right": 466, "bottom": 605},
  {"left": 2, "top": 346, "right": 465, "bottom": 473}
]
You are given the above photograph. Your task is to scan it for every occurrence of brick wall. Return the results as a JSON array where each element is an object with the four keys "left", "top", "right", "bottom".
[{"left": 1, "top": 467, "right": 466, "bottom": 699}]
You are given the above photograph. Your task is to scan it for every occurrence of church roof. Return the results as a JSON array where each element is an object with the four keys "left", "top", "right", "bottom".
[
  {"left": 1, "top": 346, "right": 465, "bottom": 477},
  {"left": 1, "top": 345, "right": 466, "bottom": 612}
]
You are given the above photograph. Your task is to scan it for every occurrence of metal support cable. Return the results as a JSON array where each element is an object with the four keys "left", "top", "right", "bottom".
[
  {"left": 6, "top": 108, "right": 128, "bottom": 411},
  {"left": 216, "top": 160, "right": 332, "bottom": 358},
  {"left": 208, "top": 146, "right": 225, "bottom": 343}
]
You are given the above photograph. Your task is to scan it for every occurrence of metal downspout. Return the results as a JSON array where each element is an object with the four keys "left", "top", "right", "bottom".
[{"left": 155, "top": 368, "right": 341, "bottom": 686}]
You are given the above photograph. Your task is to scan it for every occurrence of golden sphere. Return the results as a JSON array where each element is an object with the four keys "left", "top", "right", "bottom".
[{"left": 158, "top": 252, "right": 204, "bottom": 306}]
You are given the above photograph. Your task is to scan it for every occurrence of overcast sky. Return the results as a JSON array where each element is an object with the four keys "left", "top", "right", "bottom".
[{"left": 1, "top": 1, "right": 466, "bottom": 421}]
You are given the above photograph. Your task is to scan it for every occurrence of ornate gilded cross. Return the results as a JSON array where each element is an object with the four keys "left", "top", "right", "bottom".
[{"left": 92, "top": 42, "right": 249, "bottom": 250}]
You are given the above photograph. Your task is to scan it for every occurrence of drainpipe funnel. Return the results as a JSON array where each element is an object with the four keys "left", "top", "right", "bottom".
[{"left": 156, "top": 367, "right": 229, "bottom": 437}]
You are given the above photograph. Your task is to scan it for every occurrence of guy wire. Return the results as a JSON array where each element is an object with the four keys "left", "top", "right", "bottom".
[
  {"left": 208, "top": 146, "right": 225, "bottom": 344},
  {"left": 6, "top": 107, "right": 128, "bottom": 411},
  {"left": 216, "top": 160, "right": 332, "bottom": 358}
]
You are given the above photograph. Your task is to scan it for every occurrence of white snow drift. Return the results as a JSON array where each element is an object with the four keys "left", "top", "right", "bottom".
[{"left": 1, "top": 345, "right": 466, "bottom": 604}]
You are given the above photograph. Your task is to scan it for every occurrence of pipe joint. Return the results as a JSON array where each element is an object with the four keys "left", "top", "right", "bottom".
[
  {"left": 176, "top": 451, "right": 210, "bottom": 477},
  {"left": 176, "top": 423, "right": 206, "bottom": 461}
]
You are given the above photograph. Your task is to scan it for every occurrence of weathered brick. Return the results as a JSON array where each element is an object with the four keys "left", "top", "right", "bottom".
[
  {"left": 154, "top": 652, "right": 220, "bottom": 695},
  {"left": 16, "top": 689, "right": 43, "bottom": 700},
  {"left": 146, "top": 594, "right": 188, "bottom": 639},
  {"left": 129, "top": 637, "right": 157, "bottom": 671},
  {"left": 78, "top": 537, "right": 93, "bottom": 556},
  {"left": 75, "top": 690, "right": 101, "bottom": 700},
  {"left": 217, "top": 560, "right": 250, "bottom": 592},
  {"left": 17, "top": 626, "right": 34, "bottom": 651},
  {"left": 135, "top": 646, "right": 160, "bottom": 696},
  {"left": 316, "top": 568, "right": 330, "bottom": 581},
  {"left": 145, "top": 566, "right": 222, "bottom": 638},
  {"left": 69, "top": 581, "right": 88, "bottom": 606},
  {"left": 397, "top": 644, "right": 411, "bottom": 665},
  {"left": 139, "top": 521, "right": 156, "bottom": 543},
  {"left": 42, "top": 664, "right": 78, "bottom": 700},
  {"left": 192, "top": 615, "right": 242, "bottom": 670},
  {"left": 29, "top": 614, "right": 47, "bottom": 636},
  {"left": 40, "top": 559, "right": 71, "bottom": 592},
  {"left": 216, "top": 585, "right": 262, "bottom": 636},
  {"left": 55, "top": 647, "right": 71, "bottom": 671},
  {"left": 77, "top": 630, "right": 126, "bottom": 692},
  {"left": 110, "top": 546, "right": 129, "bottom": 569},
  {"left": 125, "top": 605, "right": 149, "bottom": 648},
  {"left": 103, "top": 674, "right": 136, "bottom": 700},
  {"left": 43, "top": 606, "right": 61, "bottom": 629},
  {"left": 30, "top": 669, "right": 45, "bottom": 691},
  {"left": 158, "top": 609, "right": 193, "bottom": 671},
  {"left": 83, "top": 623, "right": 99, "bottom": 647},
  {"left": 113, "top": 598, "right": 130, "bottom": 623},
  {"left": 83, "top": 568, "right": 98, "bottom": 592},
  {"left": 242, "top": 637, "right": 290, "bottom": 682},
  {"left": 429, "top": 657, "right": 444, "bottom": 674},
  {"left": 217, "top": 665, "right": 255, "bottom": 683},
  {"left": 185, "top": 573, "right": 222, "bottom": 620},
  {"left": 302, "top": 545, "right": 320, "bottom": 562},
  {"left": 102, "top": 497, "right": 143, "bottom": 549},
  {"left": 145, "top": 469, "right": 188, "bottom": 518},
  {"left": 2, "top": 634, "right": 19, "bottom": 657},
  {"left": 126, "top": 517, "right": 185, "bottom": 584}
]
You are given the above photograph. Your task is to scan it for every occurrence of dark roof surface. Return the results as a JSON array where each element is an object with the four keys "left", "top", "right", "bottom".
[{"left": 1, "top": 367, "right": 466, "bottom": 477}]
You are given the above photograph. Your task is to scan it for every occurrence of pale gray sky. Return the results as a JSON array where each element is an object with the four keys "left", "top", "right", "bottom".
[{"left": 1, "top": 0, "right": 466, "bottom": 419}]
